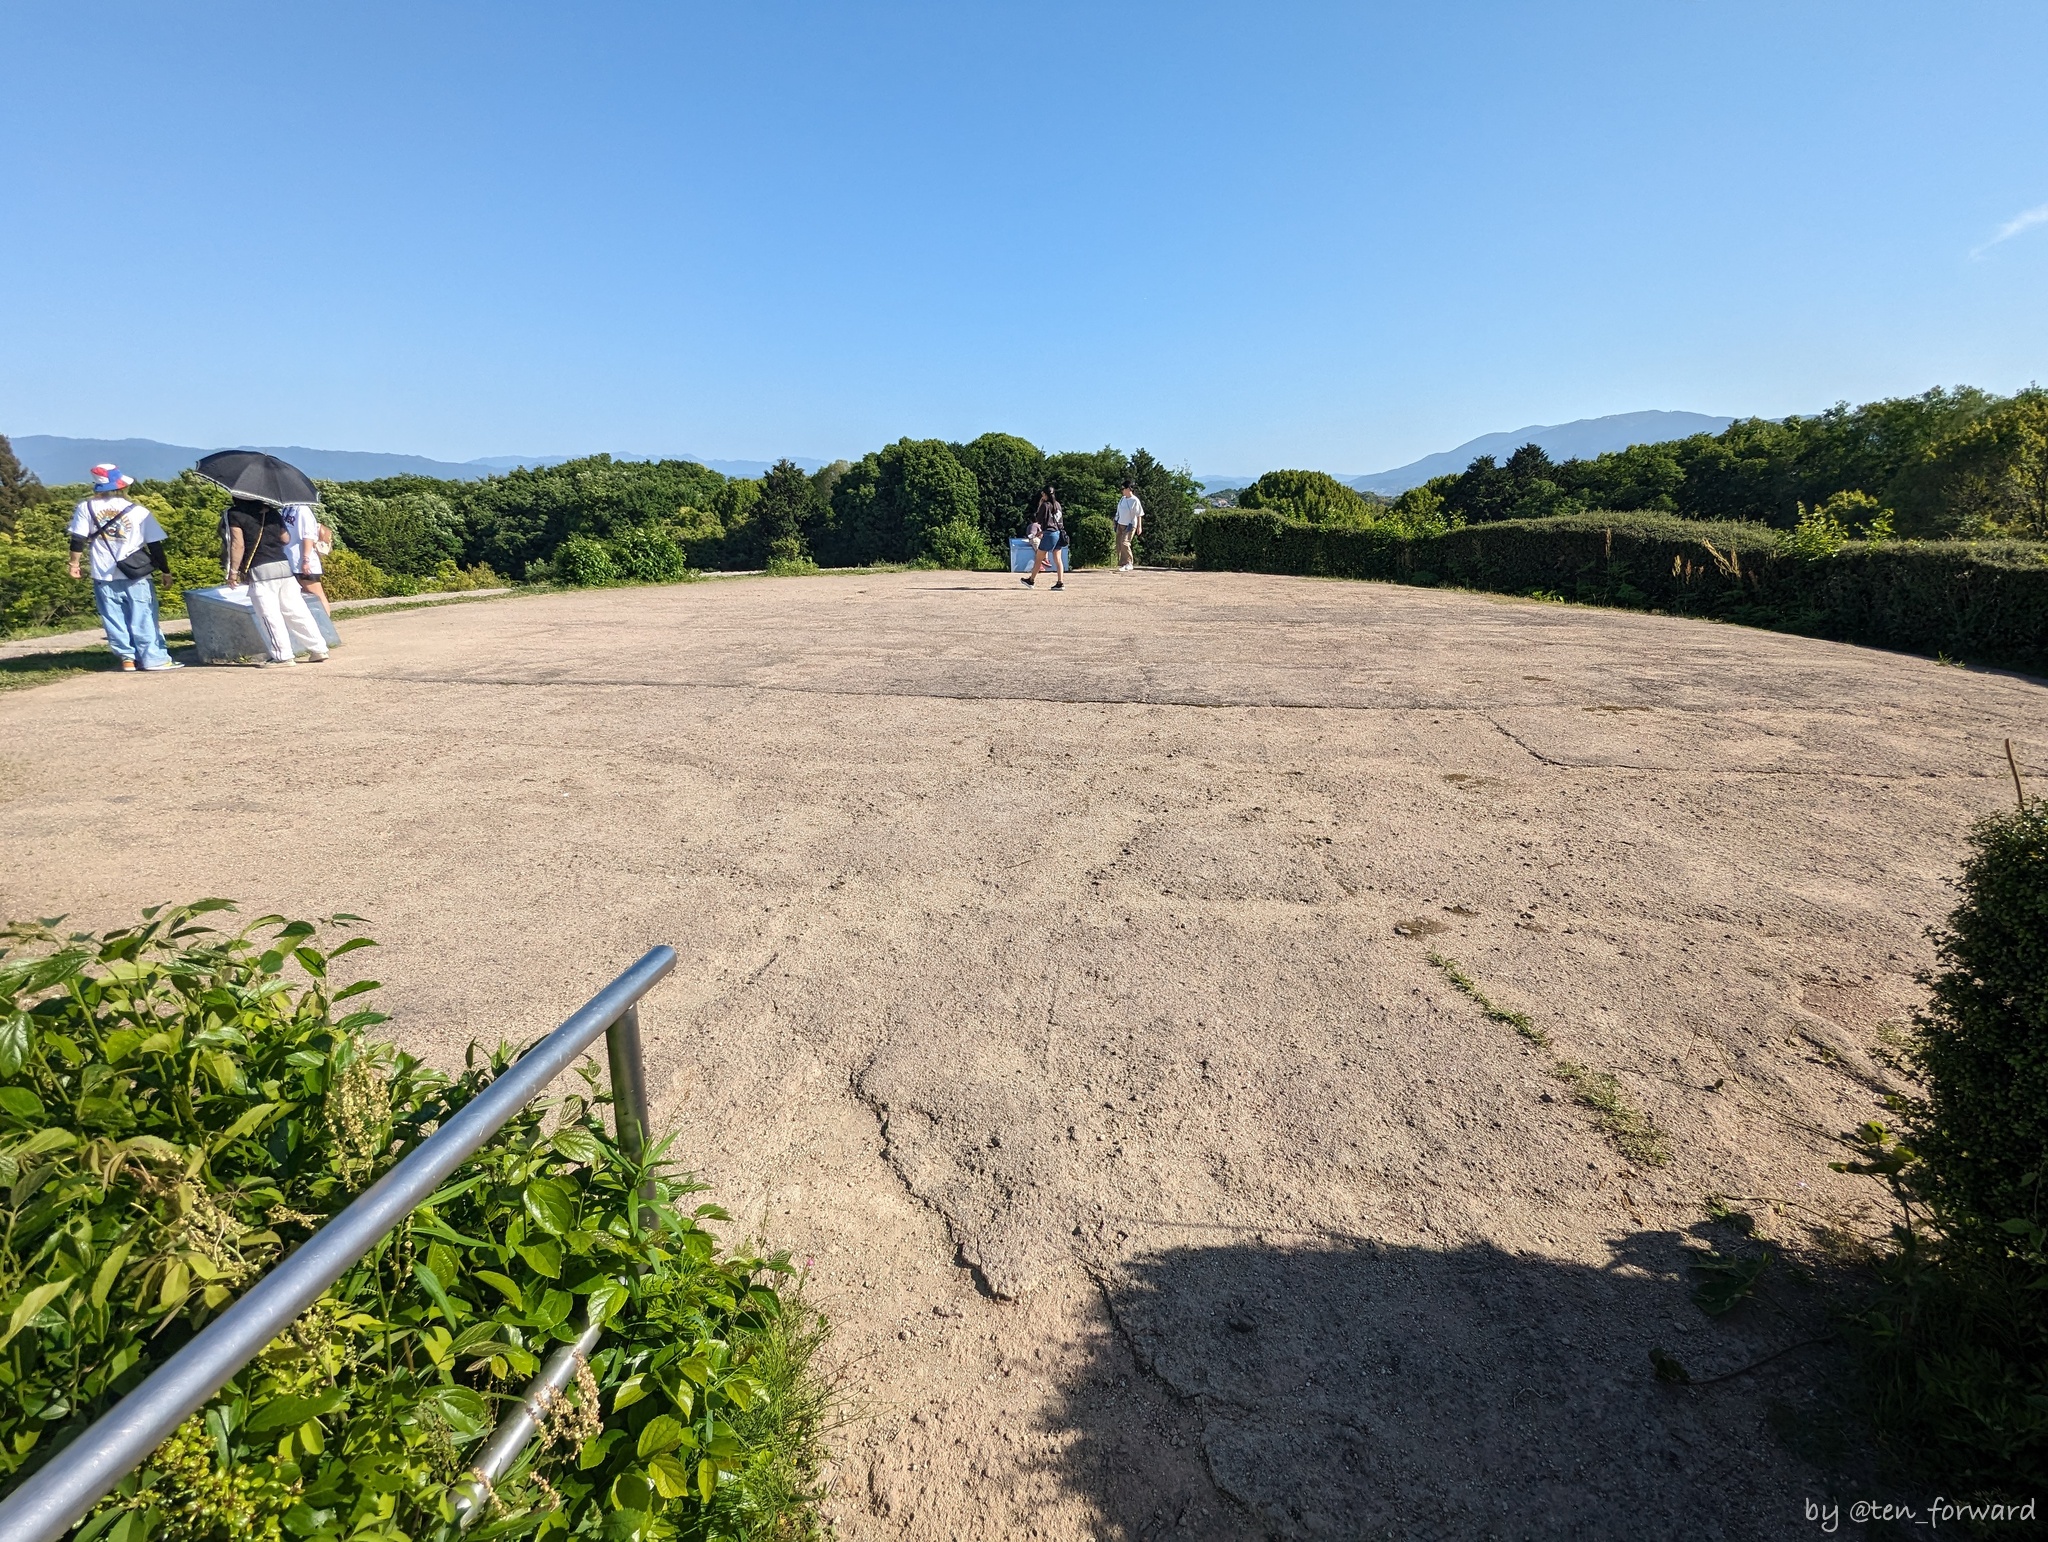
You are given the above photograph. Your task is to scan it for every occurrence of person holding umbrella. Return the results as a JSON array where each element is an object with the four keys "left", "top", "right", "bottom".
[
  {"left": 198, "top": 451, "right": 330, "bottom": 666},
  {"left": 67, "top": 463, "right": 181, "bottom": 671}
]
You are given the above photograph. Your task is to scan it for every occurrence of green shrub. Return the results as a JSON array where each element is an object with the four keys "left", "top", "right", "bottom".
[
  {"left": 1068, "top": 513, "right": 1115, "bottom": 568},
  {"left": 554, "top": 536, "right": 620, "bottom": 587},
  {"left": 0, "top": 540, "right": 88, "bottom": 634},
  {"left": 1913, "top": 804, "right": 2048, "bottom": 1237},
  {"left": 610, "top": 528, "right": 691, "bottom": 583},
  {"left": 919, "top": 519, "right": 997, "bottom": 571},
  {"left": 320, "top": 488, "right": 463, "bottom": 578},
  {"left": 0, "top": 904, "right": 827, "bottom": 1542},
  {"left": 763, "top": 536, "right": 819, "bottom": 577},
  {"left": 1192, "top": 508, "right": 2048, "bottom": 670},
  {"left": 318, "top": 547, "right": 395, "bottom": 602},
  {"left": 1830, "top": 805, "right": 2048, "bottom": 1497}
]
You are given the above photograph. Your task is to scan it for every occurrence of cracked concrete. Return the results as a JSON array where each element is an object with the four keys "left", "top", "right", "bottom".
[{"left": 2, "top": 569, "right": 2042, "bottom": 1539}]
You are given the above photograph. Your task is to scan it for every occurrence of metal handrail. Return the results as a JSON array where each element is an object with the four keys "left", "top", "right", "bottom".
[{"left": 0, "top": 945, "right": 677, "bottom": 1542}]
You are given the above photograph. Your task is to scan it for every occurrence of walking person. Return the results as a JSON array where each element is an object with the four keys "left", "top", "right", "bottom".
[
  {"left": 284, "top": 501, "right": 330, "bottom": 608},
  {"left": 225, "top": 496, "right": 329, "bottom": 665},
  {"left": 1019, "top": 487, "right": 1068, "bottom": 590},
  {"left": 1114, "top": 478, "right": 1145, "bottom": 572},
  {"left": 67, "top": 464, "right": 181, "bottom": 671}
]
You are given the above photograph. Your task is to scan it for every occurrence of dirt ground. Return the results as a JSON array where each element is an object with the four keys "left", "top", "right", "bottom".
[{"left": 3, "top": 570, "right": 2042, "bottom": 1540}]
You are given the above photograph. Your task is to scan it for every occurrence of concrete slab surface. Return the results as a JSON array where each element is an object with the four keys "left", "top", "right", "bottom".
[{"left": 2, "top": 569, "right": 2042, "bottom": 1540}]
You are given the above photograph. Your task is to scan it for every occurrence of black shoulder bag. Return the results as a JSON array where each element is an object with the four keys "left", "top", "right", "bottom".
[{"left": 86, "top": 500, "right": 158, "bottom": 580}]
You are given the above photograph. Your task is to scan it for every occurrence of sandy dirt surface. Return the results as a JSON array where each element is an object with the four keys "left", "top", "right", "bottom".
[{"left": 3, "top": 570, "right": 2042, "bottom": 1539}]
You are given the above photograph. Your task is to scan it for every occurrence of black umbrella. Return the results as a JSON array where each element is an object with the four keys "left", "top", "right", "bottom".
[{"left": 194, "top": 449, "right": 320, "bottom": 506}]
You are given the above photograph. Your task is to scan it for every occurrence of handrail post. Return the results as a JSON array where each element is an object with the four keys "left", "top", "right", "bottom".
[
  {"left": 605, "top": 1003, "right": 652, "bottom": 1167},
  {"left": 449, "top": 1001, "right": 659, "bottom": 1529}
]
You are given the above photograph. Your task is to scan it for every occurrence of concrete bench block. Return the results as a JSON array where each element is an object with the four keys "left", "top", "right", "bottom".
[{"left": 182, "top": 587, "right": 341, "bottom": 663}]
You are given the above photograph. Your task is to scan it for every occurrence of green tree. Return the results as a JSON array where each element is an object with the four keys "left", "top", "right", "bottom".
[
  {"left": 820, "top": 439, "right": 982, "bottom": 566},
  {"left": 753, "top": 458, "right": 823, "bottom": 566},
  {"left": 951, "top": 433, "right": 1047, "bottom": 549},
  {"left": 0, "top": 434, "right": 42, "bottom": 535},
  {"left": 1239, "top": 469, "right": 1381, "bottom": 525},
  {"left": 321, "top": 485, "right": 464, "bottom": 575}
]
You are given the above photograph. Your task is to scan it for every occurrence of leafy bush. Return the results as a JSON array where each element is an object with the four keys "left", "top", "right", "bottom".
[
  {"left": 1912, "top": 804, "right": 2048, "bottom": 1238},
  {"left": 1192, "top": 508, "right": 2048, "bottom": 670},
  {"left": 918, "top": 520, "right": 997, "bottom": 571},
  {"left": 554, "top": 536, "right": 620, "bottom": 587},
  {"left": 1830, "top": 805, "right": 2048, "bottom": 1497},
  {"left": 0, "top": 540, "right": 82, "bottom": 634},
  {"left": 317, "top": 547, "right": 394, "bottom": 602},
  {"left": 610, "top": 528, "right": 691, "bottom": 584},
  {"left": 1237, "top": 469, "right": 1382, "bottom": 526},
  {"left": 0, "top": 904, "right": 827, "bottom": 1542},
  {"left": 1068, "top": 513, "right": 1114, "bottom": 568},
  {"left": 763, "top": 536, "right": 818, "bottom": 577}
]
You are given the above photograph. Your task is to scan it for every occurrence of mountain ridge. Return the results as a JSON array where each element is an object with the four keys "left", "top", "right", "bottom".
[{"left": 10, "top": 435, "right": 825, "bottom": 486}]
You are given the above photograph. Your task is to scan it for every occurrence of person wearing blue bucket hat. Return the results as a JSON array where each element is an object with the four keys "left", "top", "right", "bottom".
[{"left": 67, "top": 464, "right": 182, "bottom": 671}]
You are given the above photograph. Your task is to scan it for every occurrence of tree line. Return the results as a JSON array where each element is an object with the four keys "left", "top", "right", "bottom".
[{"left": 1414, "top": 386, "right": 2048, "bottom": 539}]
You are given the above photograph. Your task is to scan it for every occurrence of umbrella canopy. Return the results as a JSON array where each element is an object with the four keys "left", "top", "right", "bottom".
[{"left": 193, "top": 450, "right": 320, "bottom": 507}]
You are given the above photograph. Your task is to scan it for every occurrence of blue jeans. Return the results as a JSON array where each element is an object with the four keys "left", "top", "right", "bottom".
[{"left": 92, "top": 577, "right": 172, "bottom": 667}]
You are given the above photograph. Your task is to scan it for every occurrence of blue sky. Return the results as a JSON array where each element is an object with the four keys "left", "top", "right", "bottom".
[{"left": 5, "top": 1, "right": 2046, "bottom": 473}]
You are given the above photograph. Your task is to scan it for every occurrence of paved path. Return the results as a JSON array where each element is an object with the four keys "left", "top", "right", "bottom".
[{"left": 2, "top": 571, "right": 2040, "bottom": 1539}]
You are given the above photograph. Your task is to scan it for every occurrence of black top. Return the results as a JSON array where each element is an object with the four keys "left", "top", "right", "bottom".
[{"left": 226, "top": 499, "right": 291, "bottom": 573}]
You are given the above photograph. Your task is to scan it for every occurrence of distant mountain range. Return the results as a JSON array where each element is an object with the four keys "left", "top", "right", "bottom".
[
  {"left": 11, "top": 435, "right": 826, "bottom": 487},
  {"left": 20, "top": 413, "right": 1734, "bottom": 499},
  {"left": 1195, "top": 410, "right": 1739, "bottom": 496}
]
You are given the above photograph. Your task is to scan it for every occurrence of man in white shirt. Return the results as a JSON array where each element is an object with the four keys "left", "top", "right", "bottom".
[
  {"left": 284, "top": 502, "right": 328, "bottom": 606},
  {"left": 1114, "top": 480, "right": 1145, "bottom": 573},
  {"left": 67, "top": 464, "right": 181, "bottom": 671}
]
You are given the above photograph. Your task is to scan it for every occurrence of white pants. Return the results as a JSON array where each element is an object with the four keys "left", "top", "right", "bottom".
[{"left": 249, "top": 570, "right": 328, "bottom": 662}]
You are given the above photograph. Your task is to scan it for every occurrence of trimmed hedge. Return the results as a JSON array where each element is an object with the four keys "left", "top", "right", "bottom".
[{"left": 1192, "top": 509, "right": 2048, "bottom": 670}]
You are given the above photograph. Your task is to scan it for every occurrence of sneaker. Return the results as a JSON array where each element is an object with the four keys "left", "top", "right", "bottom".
[
  {"left": 119, "top": 659, "right": 138, "bottom": 671},
  {"left": 1118, "top": 563, "right": 1134, "bottom": 573},
  {"left": 1052, "top": 580, "right": 1064, "bottom": 590},
  {"left": 1020, "top": 575, "right": 1034, "bottom": 587},
  {"left": 142, "top": 660, "right": 186, "bottom": 670},
  {"left": 306, "top": 652, "right": 329, "bottom": 664}
]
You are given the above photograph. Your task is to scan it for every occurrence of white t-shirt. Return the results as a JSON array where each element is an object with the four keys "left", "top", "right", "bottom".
[
  {"left": 1115, "top": 492, "right": 1145, "bottom": 527},
  {"left": 69, "top": 498, "right": 168, "bottom": 583},
  {"left": 284, "top": 504, "right": 323, "bottom": 575}
]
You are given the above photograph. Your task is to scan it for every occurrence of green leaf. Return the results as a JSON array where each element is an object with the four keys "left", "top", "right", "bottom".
[
  {"left": 0, "top": 1086, "right": 46, "bottom": 1124},
  {"left": 585, "top": 1280, "right": 629, "bottom": 1326},
  {"left": 91, "top": 1241, "right": 134, "bottom": 1308},
  {"left": 636, "top": 1413, "right": 684, "bottom": 1458},
  {"left": 209, "top": 1101, "right": 282, "bottom": 1153},
  {"left": 246, "top": 1387, "right": 349, "bottom": 1432},
  {"left": 514, "top": 1236, "right": 562, "bottom": 1279},
  {"left": 414, "top": 1260, "right": 466, "bottom": 1326},
  {"left": 329, "top": 979, "right": 380, "bottom": 1003},
  {"left": 578, "top": 1429, "right": 623, "bottom": 1470},
  {"left": 1, "top": 1278, "right": 74, "bottom": 1348},
  {"left": 523, "top": 1176, "right": 576, "bottom": 1237},
  {"left": 0, "top": 1011, "right": 30, "bottom": 1077},
  {"left": 549, "top": 1128, "right": 604, "bottom": 1166},
  {"left": 292, "top": 947, "right": 326, "bottom": 979},
  {"left": 417, "top": 1383, "right": 490, "bottom": 1438},
  {"left": 611, "top": 1374, "right": 650, "bottom": 1412},
  {"left": 474, "top": 1271, "right": 524, "bottom": 1311},
  {"left": 646, "top": 1451, "right": 693, "bottom": 1499},
  {"left": 697, "top": 1458, "right": 716, "bottom": 1503}
]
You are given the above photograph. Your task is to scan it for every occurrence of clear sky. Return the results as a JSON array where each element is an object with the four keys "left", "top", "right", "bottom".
[{"left": 6, "top": 1, "right": 2046, "bottom": 474}]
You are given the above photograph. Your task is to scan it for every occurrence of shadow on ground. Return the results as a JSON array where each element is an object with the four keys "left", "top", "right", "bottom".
[
  {"left": 0, "top": 643, "right": 198, "bottom": 692},
  {"left": 1049, "top": 1232, "right": 1865, "bottom": 1542}
]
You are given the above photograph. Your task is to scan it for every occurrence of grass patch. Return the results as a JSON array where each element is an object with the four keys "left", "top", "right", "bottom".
[
  {"left": 1430, "top": 953, "right": 1670, "bottom": 1167},
  {"left": 0, "top": 646, "right": 115, "bottom": 691},
  {"left": 1428, "top": 951, "right": 1549, "bottom": 1046},
  {"left": 1549, "top": 1059, "right": 1672, "bottom": 1167}
]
